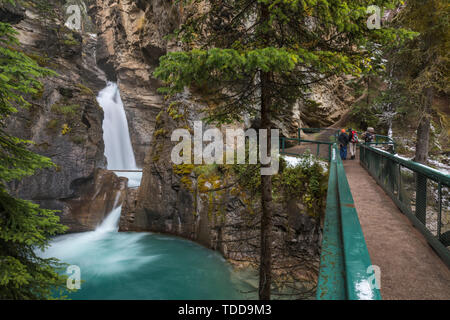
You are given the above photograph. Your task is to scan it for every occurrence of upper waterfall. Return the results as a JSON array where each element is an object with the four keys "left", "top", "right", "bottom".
[{"left": 97, "top": 82, "right": 142, "bottom": 187}]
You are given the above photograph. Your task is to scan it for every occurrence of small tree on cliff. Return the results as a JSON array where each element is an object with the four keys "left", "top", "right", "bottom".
[
  {"left": 0, "top": 3, "right": 68, "bottom": 299},
  {"left": 154, "top": 0, "right": 409, "bottom": 299}
]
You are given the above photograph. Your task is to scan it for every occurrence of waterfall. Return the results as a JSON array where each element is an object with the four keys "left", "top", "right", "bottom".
[
  {"left": 37, "top": 83, "right": 245, "bottom": 300},
  {"left": 94, "top": 206, "right": 122, "bottom": 233},
  {"left": 97, "top": 82, "right": 142, "bottom": 187}
]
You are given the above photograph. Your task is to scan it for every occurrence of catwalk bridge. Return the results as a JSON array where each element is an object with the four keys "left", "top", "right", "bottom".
[{"left": 280, "top": 128, "right": 450, "bottom": 300}]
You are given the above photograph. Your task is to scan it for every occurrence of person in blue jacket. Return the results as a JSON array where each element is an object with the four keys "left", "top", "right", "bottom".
[{"left": 338, "top": 129, "right": 349, "bottom": 160}]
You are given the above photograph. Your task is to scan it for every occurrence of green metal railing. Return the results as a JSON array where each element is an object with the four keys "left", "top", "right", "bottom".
[
  {"left": 281, "top": 127, "right": 448, "bottom": 298},
  {"left": 279, "top": 129, "right": 382, "bottom": 299},
  {"left": 296, "top": 127, "right": 396, "bottom": 153},
  {"left": 280, "top": 128, "right": 336, "bottom": 161},
  {"left": 361, "top": 133, "right": 396, "bottom": 154},
  {"left": 280, "top": 136, "right": 333, "bottom": 162},
  {"left": 360, "top": 144, "right": 450, "bottom": 268},
  {"left": 280, "top": 128, "right": 396, "bottom": 162},
  {"left": 317, "top": 144, "right": 381, "bottom": 300}
]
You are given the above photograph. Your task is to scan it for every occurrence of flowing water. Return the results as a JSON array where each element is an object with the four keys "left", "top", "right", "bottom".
[
  {"left": 39, "top": 207, "right": 247, "bottom": 299},
  {"left": 36, "top": 83, "right": 250, "bottom": 300},
  {"left": 96, "top": 82, "right": 142, "bottom": 187}
]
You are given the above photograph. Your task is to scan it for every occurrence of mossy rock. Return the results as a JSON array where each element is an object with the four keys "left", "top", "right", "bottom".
[
  {"left": 70, "top": 135, "right": 86, "bottom": 144},
  {"left": 45, "top": 119, "right": 59, "bottom": 132},
  {"left": 50, "top": 103, "right": 80, "bottom": 117},
  {"left": 58, "top": 87, "right": 74, "bottom": 98},
  {"left": 60, "top": 32, "right": 80, "bottom": 46},
  {"left": 25, "top": 51, "right": 50, "bottom": 67},
  {"left": 76, "top": 83, "right": 94, "bottom": 96}
]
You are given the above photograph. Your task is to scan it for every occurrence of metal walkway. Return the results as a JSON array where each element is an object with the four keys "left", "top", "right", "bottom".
[
  {"left": 345, "top": 154, "right": 450, "bottom": 300},
  {"left": 280, "top": 128, "right": 450, "bottom": 300}
]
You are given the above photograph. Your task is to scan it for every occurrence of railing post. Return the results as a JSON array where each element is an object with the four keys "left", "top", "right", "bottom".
[
  {"left": 415, "top": 173, "right": 427, "bottom": 225},
  {"left": 328, "top": 144, "right": 331, "bottom": 162},
  {"left": 437, "top": 182, "right": 442, "bottom": 241}
]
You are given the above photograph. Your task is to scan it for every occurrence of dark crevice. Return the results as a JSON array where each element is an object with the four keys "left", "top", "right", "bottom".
[
  {"left": 96, "top": 57, "right": 117, "bottom": 82},
  {"left": 81, "top": 112, "right": 91, "bottom": 128}
]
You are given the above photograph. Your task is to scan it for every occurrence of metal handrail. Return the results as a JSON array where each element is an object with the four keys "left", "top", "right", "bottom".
[
  {"left": 317, "top": 144, "right": 381, "bottom": 300},
  {"left": 279, "top": 136, "right": 333, "bottom": 162},
  {"left": 297, "top": 127, "right": 396, "bottom": 152},
  {"left": 360, "top": 144, "right": 450, "bottom": 268}
]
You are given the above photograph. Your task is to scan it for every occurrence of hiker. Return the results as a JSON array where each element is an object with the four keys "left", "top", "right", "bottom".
[
  {"left": 363, "top": 127, "right": 375, "bottom": 144},
  {"left": 338, "top": 129, "right": 349, "bottom": 160},
  {"left": 348, "top": 128, "right": 358, "bottom": 160}
]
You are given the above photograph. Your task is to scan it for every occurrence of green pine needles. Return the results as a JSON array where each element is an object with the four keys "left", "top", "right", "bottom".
[
  {"left": 0, "top": 16, "right": 68, "bottom": 298},
  {"left": 154, "top": 0, "right": 413, "bottom": 125}
]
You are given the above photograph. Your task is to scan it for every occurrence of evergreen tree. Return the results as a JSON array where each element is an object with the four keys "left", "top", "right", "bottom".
[
  {"left": 154, "top": 0, "right": 409, "bottom": 299},
  {"left": 0, "top": 4, "right": 68, "bottom": 299},
  {"left": 388, "top": 0, "right": 449, "bottom": 164}
]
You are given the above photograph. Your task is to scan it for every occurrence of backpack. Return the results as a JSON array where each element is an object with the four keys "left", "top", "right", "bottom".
[
  {"left": 364, "top": 132, "right": 374, "bottom": 142},
  {"left": 351, "top": 131, "right": 358, "bottom": 143}
]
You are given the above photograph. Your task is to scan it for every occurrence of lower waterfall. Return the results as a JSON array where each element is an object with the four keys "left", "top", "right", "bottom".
[{"left": 39, "top": 206, "right": 246, "bottom": 299}]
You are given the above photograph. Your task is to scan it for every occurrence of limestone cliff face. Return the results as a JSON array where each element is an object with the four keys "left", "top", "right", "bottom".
[
  {"left": 92, "top": 0, "right": 181, "bottom": 166},
  {"left": 3, "top": 0, "right": 353, "bottom": 237},
  {"left": 274, "top": 76, "right": 355, "bottom": 138},
  {"left": 300, "top": 77, "right": 356, "bottom": 128},
  {"left": 2, "top": 1, "right": 124, "bottom": 232},
  {"left": 118, "top": 97, "right": 322, "bottom": 265},
  {"left": 90, "top": 0, "right": 354, "bottom": 156},
  {"left": 89, "top": 0, "right": 337, "bottom": 256},
  {"left": 119, "top": 100, "right": 218, "bottom": 247}
]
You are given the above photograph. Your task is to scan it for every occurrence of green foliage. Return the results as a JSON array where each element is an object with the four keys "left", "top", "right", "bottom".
[
  {"left": 50, "top": 103, "right": 79, "bottom": 118},
  {"left": 365, "top": 0, "right": 449, "bottom": 154},
  {"left": 392, "top": 0, "right": 449, "bottom": 94},
  {"left": 58, "top": 26, "right": 80, "bottom": 47},
  {"left": 381, "top": 0, "right": 449, "bottom": 118},
  {"left": 62, "top": 38, "right": 79, "bottom": 47},
  {"left": 232, "top": 154, "right": 328, "bottom": 218},
  {"left": 76, "top": 83, "right": 94, "bottom": 96},
  {"left": 153, "top": 0, "right": 414, "bottom": 129},
  {"left": 0, "top": 17, "right": 68, "bottom": 299},
  {"left": 24, "top": 51, "right": 50, "bottom": 68},
  {"left": 274, "top": 156, "right": 328, "bottom": 218},
  {"left": 45, "top": 119, "right": 59, "bottom": 131},
  {"left": 350, "top": 100, "right": 382, "bottom": 130},
  {"left": 21, "top": 0, "right": 59, "bottom": 21},
  {"left": 153, "top": 128, "right": 167, "bottom": 138},
  {"left": 232, "top": 163, "right": 261, "bottom": 196},
  {"left": 70, "top": 135, "right": 85, "bottom": 145}
]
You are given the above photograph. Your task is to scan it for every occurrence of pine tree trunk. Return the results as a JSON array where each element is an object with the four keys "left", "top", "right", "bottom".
[
  {"left": 415, "top": 87, "right": 433, "bottom": 164},
  {"left": 259, "top": 70, "right": 273, "bottom": 300},
  {"left": 257, "top": 2, "right": 273, "bottom": 300}
]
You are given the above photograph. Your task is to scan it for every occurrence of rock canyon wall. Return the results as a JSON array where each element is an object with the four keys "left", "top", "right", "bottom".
[{"left": 3, "top": 0, "right": 352, "bottom": 245}]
